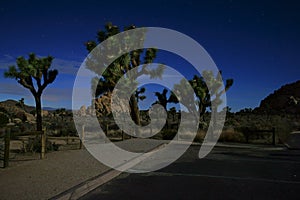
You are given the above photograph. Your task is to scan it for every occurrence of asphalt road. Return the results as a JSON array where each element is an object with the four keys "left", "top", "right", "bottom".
[{"left": 79, "top": 144, "right": 300, "bottom": 200}]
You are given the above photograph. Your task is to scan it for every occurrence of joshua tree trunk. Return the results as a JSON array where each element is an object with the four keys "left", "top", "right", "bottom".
[
  {"left": 129, "top": 95, "right": 141, "bottom": 137},
  {"left": 34, "top": 94, "right": 42, "bottom": 131},
  {"left": 130, "top": 95, "right": 141, "bottom": 126},
  {"left": 199, "top": 102, "right": 205, "bottom": 121},
  {"left": 210, "top": 104, "right": 218, "bottom": 141}
]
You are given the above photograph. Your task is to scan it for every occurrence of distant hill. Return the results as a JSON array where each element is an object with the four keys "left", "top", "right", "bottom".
[
  {"left": 0, "top": 99, "right": 35, "bottom": 112},
  {"left": 43, "top": 107, "right": 58, "bottom": 111},
  {"left": 0, "top": 99, "right": 60, "bottom": 111},
  {"left": 254, "top": 80, "right": 300, "bottom": 114},
  {"left": 0, "top": 99, "right": 36, "bottom": 123}
]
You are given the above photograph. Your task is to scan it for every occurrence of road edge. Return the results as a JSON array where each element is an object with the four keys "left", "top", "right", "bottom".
[{"left": 50, "top": 143, "right": 167, "bottom": 200}]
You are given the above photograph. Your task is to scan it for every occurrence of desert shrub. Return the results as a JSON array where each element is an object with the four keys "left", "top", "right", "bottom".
[
  {"left": 271, "top": 118, "right": 293, "bottom": 143},
  {"left": 0, "top": 107, "right": 8, "bottom": 113},
  {"left": 193, "top": 130, "right": 206, "bottom": 143},
  {"left": 0, "top": 112, "right": 9, "bottom": 127},
  {"left": 59, "top": 128, "right": 70, "bottom": 137},
  {"left": 219, "top": 130, "right": 245, "bottom": 143},
  {"left": 161, "top": 129, "right": 177, "bottom": 140},
  {"left": 3, "top": 126, "right": 22, "bottom": 140},
  {"left": 236, "top": 126, "right": 251, "bottom": 143},
  {"left": 30, "top": 110, "right": 36, "bottom": 116},
  {"left": 15, "top": 111, "right": 27, "bottom": 122},
  {"left": 47, "top": 121, "right": 77, "bottom": 137},
  {"left": 26, "top": 136, "right": 58, "bottom": 152},
  {"left": 235, "top": 126, "right": 269, "bottom": 143},
  {"left": 198, "top": 121, "right": 208, "bottom": 130}
]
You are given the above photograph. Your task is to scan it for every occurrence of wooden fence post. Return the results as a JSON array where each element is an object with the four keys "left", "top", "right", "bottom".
[
  {"left": 122, "top": 130, "right": 124, "bottom": 141},
  {"left": 272, "top": 127, "right": 276, "bottom": 146},
  {"left": 4, "top": 128, "right": 11, "bottom": 168},
  {"left": 79, "top": 125, "right": 85, "bottom": 149},
  {"left": 40, "top": 129, "right": 46, "bottom": 159}
]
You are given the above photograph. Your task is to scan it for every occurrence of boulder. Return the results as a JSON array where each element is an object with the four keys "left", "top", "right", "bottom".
[
  {"left": 79, "top": 105, "right": 87, "bottom": 116},
  {"left": 13, "top": 118, "right": 22, "bottom": 124},
  {"left": 285, "top": 131, "right": 300, "bottom": 149},
  {"left": 94, "top": 91, "right": 128, "bottom": 117},
  {"left": 95, "top": 93, "right": 111, "bottom": 116},
  {"left": 24, "top": 112, "right": 35, "bottom": 123},
  {"left": 42, "top": 110, "right": 49, "bottom": 117},
  {"left": 86, "top": 106, "right": 95, "bottom": 116},
  {"left": 15, "top": 111, "right": 27, "bottom": 122}
]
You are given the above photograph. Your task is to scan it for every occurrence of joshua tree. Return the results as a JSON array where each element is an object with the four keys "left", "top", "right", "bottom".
[
  {"left": 172, "top": 70, "right": 233, "bottom": 121},
  {"left": 85, "top": 22, "right": 164, "bottom": 126},
  {"left": 169, "top": 107, "right": 177, "bottom": 121},
  {"left": 200, "top": 70, "right": 233, "bottom": 113},
  {"left": 135, "top": 87, "right": 146, "bottom": 103},
  {"left": 4, "top": 53, "right": 58, "bottom": 131},
  {"left": 171, "top": 71, "right": 233, "bottom": 140},
  {"left": 153, "top": 88, "right": 179, "bottom": 110},
  {"left": 154, "top": 89, "right": 168, "bottom": 110},
  {"left": 54, "top": 108, "right": 67, "bottom": 121}
]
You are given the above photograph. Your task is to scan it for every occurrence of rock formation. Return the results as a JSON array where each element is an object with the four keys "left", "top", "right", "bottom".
[{"left": 255, "top": 80, "right": 300, "bottom": 114}]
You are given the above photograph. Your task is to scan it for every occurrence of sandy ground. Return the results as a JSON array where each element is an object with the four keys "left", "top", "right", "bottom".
[{"left": 0, "top": 139, "right": 166, "bottom": 200}]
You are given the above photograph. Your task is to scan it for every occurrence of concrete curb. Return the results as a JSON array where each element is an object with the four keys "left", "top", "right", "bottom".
[
  {"left": 50, "top": 143, "right": 167, "bottom": 200},
  {"left": 50, "top": 140, "right": 285, "bottom": 199},
  {"left": 51, "top": 169, "right": 121, "bottom": 200},
  {"left": 170, "top": 140, "right": 286, "bottom": 150}
]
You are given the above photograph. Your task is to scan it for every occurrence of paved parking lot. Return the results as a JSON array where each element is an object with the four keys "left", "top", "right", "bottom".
[{"left": 80, "top": 145, "right": 300, "bottom": 200}]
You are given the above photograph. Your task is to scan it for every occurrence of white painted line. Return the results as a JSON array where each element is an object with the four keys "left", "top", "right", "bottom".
[
  {"left": 205, "top": 155, "right": 300, "bottom": 164},
  {"left": 152, "top": 172, "right": 300, "bottom": 184}
]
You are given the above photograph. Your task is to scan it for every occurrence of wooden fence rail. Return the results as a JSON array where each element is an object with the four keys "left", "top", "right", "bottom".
[
  {"left": 0, "top": 128, "right": 83, "bottom": 168},
  {"left": 0, "top": 128, "right": 11, "bottom": 168},
  {"left": 243, "top": 127, "right": 276, "bottom": 145}
]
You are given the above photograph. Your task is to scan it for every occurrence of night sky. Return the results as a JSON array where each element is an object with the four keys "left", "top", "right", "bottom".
[{"left": 0, "top": 0, "right": 299, "bottom": 111}]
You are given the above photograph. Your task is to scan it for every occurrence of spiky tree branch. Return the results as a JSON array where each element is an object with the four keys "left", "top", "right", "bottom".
[
  {"left": 4, "top": 53, "right": 58, "bottom": 131},
  {"left": 85, "top": 22, "right": 165, "bottom": 126}
]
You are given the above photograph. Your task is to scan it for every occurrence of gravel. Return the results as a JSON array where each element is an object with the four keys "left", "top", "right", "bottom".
[{"left": 0, "top": 138, "right": 166, "bottom": 200}]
